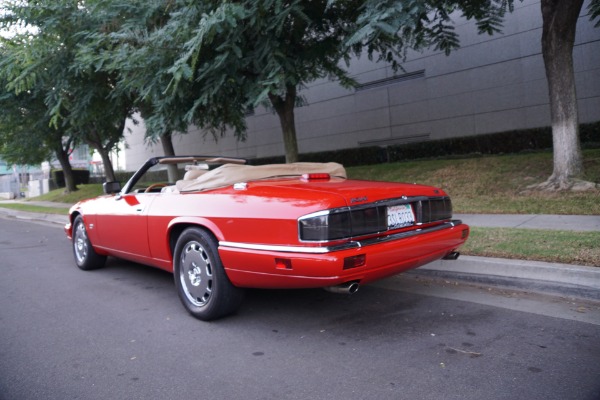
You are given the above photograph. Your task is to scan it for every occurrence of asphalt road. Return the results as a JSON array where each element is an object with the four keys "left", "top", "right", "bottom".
[{"left": 1, "top": 217, "right": 599, "bottom": 400}]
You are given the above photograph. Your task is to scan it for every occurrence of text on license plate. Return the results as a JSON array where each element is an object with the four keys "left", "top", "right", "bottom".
[{"left": 387, "top": 204, "right": 415, "bottom": 229}]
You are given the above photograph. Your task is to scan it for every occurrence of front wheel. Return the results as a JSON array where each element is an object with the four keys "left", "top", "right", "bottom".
[
  {"left": 72, "top": 215, "right": 106, "bottom": 270},
  {"left": 173, "top": 228, "right": 244, "bottom": 321}
]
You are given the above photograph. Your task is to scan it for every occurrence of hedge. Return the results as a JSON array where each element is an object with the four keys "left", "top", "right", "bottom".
[
  {"left": 52, "top": 169, "right": 90, "bottom": 188},
  {"left": 251, "top": 121, "right": 600, "bottom": 167}
]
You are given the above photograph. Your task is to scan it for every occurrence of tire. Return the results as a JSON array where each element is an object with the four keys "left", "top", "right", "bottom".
[
  {"left": 72, "top": 215, "right": 107, "bottom": 270},
  {"left": 173, "top": 227, "right": 244, "bottom": 321}
]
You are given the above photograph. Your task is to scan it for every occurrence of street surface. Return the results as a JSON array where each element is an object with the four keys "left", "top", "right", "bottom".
[{"left": 1, "top": 217, "right": 599, "bottom": 400}]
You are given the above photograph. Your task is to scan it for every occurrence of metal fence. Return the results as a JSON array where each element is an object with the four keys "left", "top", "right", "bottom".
[{"left": 0, "top": 175, "right": 19, "bottom": 198}]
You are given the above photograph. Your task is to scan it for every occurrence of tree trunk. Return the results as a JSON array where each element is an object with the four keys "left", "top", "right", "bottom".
[
  {"left": 269, "top": 85, "right": 299, "bottom": 163},
  {"left": 539, "top": 0, "right": 585, "bottom": 190},
  {"left": 96, "top": 146, "right": 116, "bottom": 182},
  {"left": 85, "top": 128, "right": 118, "bottom": 183},
  {"left": 54, "top": 143, "right": 77, "bottom": 193},
  {"left": 160, "top": 131, "right": 179, "bottom": 182}
]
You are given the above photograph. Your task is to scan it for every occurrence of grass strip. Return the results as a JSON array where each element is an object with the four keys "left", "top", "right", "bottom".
[
  {"left": 462, "top": 227, "right": 600, "bottom": 267},
  {"left": 0, "top": 203, "right": 69, "bottom": 215},
  {"left": 31, "top": 184, "right": 104, "bottom": 204}
]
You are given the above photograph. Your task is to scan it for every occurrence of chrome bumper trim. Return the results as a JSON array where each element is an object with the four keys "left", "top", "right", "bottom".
[{"left": 220, "top": 220, "right": 462, "bottom": 255}]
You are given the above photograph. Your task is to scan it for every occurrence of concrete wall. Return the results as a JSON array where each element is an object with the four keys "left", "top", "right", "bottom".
[
  {"left": 124, "top": 0, "right": 600, "bottom": 170},
  {"left": 28, "top": 179, "right": 50, "bottom": 198}
]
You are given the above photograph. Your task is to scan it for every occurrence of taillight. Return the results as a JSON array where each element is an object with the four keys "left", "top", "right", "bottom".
[
  {"left": 298, "top": 207, "right": 386, "bottom": 242},
  {"left": 302, "top": 173, "right": 330, "bottom": 181},
  {"left": 298, "top": 211, "right": 351, "bottom": 241}
]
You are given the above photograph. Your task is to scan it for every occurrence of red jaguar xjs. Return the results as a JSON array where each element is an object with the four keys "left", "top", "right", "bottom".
[{"left": 65, "top": 156, "right": 469, "bottom": 320}]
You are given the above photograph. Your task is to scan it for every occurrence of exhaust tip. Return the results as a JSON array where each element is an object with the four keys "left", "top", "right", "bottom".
[
  {"left": 323, "top": 281, "right": 360, "bottom": 294},
  {"left": 347, "top": 282, "right": 360, "bottom": 294},
  {"left": 442, "top": 251, "right": 460, "bottom": 260}
]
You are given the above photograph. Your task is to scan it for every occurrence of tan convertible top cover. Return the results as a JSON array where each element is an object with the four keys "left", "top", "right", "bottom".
[{"left": 175, "top": 162, "right": 346, "bottom": 192}]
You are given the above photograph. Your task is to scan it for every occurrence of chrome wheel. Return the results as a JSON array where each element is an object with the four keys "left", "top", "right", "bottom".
[
  {"left": 179, "top": 241, "right": 213, "bottom": 307},
  {"left": 173, "top": 227, "right": 244, "bottom": 320},
  {"left": 74, "top": 221, "right": 89, "bottom": 264},
  {"left": 71, "top": 215, "right": 106, "bottom": 270}
]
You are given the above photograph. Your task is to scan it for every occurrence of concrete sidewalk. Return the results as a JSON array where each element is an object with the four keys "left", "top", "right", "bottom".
[
  {"left": 1, "top": 200, "right": 599, "bottom": 301},
  {"left": 455, "top": 213, "right": 600, "bottom": 232}
]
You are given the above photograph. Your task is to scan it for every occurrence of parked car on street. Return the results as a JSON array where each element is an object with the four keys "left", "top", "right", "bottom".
[{"left": 65, "top": 156, "right": 469, "bottom": 320}]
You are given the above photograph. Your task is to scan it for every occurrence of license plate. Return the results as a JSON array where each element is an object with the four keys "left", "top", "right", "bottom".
[{"left": 387, "top": 204, "right": 415, "bottom": 229}]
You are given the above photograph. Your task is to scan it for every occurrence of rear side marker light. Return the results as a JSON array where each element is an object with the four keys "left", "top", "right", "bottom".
[
  {"left": 275, "top": 258, "right": 293, "bottom": 270},
  {"left": 343, "top": 254, "right": 366, "bottom": 270},
  {"left": 302, "top": 173, "right": 330, "bottom": 181}
]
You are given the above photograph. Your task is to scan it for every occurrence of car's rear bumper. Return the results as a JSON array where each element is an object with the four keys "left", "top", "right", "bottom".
[{"left": 219, "top": 221, "right": 469, "bottom": 289}]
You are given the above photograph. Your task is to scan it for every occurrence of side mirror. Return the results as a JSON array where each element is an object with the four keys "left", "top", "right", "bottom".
[{"left": 103, "top": 181, "right": 121, "bottom": 194}]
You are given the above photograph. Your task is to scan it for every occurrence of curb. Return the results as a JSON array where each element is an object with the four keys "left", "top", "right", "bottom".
[{"left": 411, "top": 256, "right": 600, "bottom": 301}]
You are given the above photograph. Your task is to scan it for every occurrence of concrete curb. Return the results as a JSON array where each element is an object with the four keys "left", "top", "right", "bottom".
[{"left": 411, "top": 256, "right": 600, "bottom": 300}]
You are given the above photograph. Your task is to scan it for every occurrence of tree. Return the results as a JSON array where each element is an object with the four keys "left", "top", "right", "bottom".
[
  {"left": 0, "top": 0, "right": 135, "bottom": 184},
  {"left": 166, "top": 0, "right": 525, "bottom": 164},
  {"left": 0, "top": 17, "right": 80, "bottom": 192},
  {"left": 538, "top": 0, "right": 589, "bottom": 190},
  {"left": 76, "top": 0, "right": 181, "bottom": 182},
  {"left": 348, "top": 0, "right": 600, "bottom": 190},
  {"left": 166, "top": 0, "right": 364, "bottom": 163},
  {"left": 0, "top": 90, "right": 53, "bottom": 167},
  {"left": 0, "top": 84, "right": 79, "bottom": 192},
  {"left": 77, "top": 0, "right": 249, "bottom": 181}
]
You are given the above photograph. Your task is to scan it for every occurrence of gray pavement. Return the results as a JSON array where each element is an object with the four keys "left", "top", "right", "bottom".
[
  {"left": 455, "top": 213, "right": 600, "bottom": 232},
  {"left": 1, "top": 199, "right": 599, "bottom": 302}
]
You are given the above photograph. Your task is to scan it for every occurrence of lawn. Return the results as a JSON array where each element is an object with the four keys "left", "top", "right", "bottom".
[{"left": 347, "top": 148, "right": 600, "bottom": 215}]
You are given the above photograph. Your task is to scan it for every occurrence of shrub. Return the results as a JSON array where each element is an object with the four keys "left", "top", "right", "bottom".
[
  {"left": 52, "top": 169, "right": 90, "bottom": 188},
  {"left": 253, "top": 121, "right": 599, "bottom": 167}
]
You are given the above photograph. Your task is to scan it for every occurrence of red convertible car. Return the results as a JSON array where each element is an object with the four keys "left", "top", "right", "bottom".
[{"left": 65, "top": 156, "right": 469, "bottom": 320}]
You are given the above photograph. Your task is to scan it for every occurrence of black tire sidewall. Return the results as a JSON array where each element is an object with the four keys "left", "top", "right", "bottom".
[
  {"left": 72, "top": 215, "right": 106, "bottom": 270},
  {"left": 173, "top": 227, "right": 243, "bottom": 321}
]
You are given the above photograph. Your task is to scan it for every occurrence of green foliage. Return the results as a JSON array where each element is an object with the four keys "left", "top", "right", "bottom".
[
  {"left": 0, "top": 74, "right": 57, "bottom": 165},
  {"left": 0, "top": 0, "right": 134, "bottom": 179},
  {"left": 346, "top": 0, "right": 517, "bottom": 66},
  {"left": 76, "top": 0, "right": 248, "bottom": 142}
]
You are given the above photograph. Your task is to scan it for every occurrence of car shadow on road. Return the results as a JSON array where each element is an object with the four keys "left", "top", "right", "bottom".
[
  {"left": 99, "top": 257, "right": 428, "bottom": 324},
  {"left": 97, "top": 257, "right": 490, "bottom": 340}
]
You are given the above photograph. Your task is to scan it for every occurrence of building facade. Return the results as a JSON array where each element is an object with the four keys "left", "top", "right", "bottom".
[{"left": 123, "top": 0, "right": 600, "bottom": 171}]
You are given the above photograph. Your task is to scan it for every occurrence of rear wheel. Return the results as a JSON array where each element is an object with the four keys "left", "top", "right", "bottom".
[
  {"left": 72, "top": 215, "right": 107, "bottom": 270},
  {"left": 173, "top": 227, "right": 244, "bottom": 321}
]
